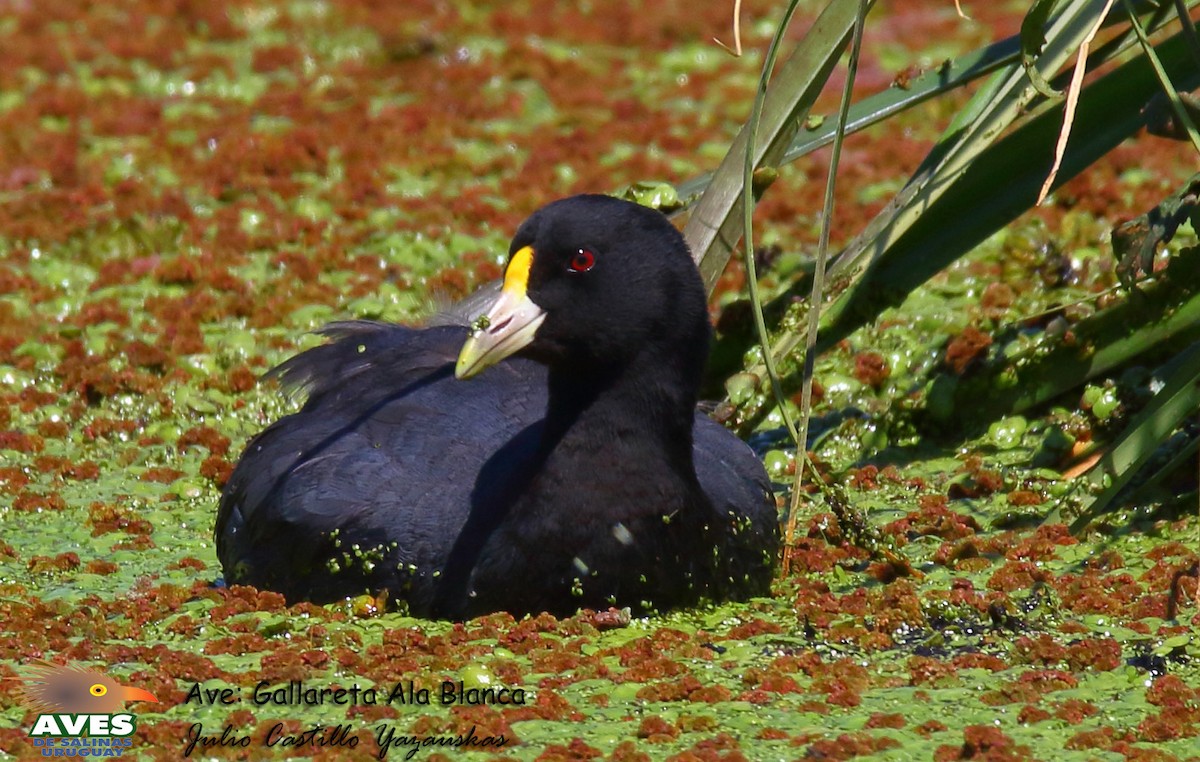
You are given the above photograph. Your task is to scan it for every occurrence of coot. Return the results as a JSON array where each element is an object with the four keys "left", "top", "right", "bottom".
[{"left": 216, "top": 194, "right": 778, "bottom": 618}]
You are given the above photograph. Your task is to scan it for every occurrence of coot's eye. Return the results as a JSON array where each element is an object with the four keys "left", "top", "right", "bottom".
[{"left": 568, "top": 249, "right": 596, "bottom": 273}]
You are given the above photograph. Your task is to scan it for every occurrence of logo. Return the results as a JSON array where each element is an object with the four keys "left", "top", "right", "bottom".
[{"left": 14, "top": 662, "right": 158, "bottom": 756}]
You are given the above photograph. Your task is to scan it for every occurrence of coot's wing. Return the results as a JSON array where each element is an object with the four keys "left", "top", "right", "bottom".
[
  {"left": 692, "top": 416, "right": 779, "bottom": 594},
  {"left": 215, "top": 322, "right": 544, "bottom": 611},
  {"left": 217, "top": 321, "right": 776, "bottom": 612}
]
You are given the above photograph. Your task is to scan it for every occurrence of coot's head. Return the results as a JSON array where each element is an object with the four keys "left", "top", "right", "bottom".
[{"left": 456, "top": 194, "right": 709, "bottom": 379}]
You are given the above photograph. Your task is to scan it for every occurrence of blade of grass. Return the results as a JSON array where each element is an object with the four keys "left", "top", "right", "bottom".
[
  {"left": 826, "top": 0, "right": 1115, "bottom": 287},
  {"left": 1117, "top": 433, "right": 1200, "bottom": 509},
  {"left": 673, "top": 33, "right": 1022, "bottom": 204},
  {"left": 728, "top": 0, "right": 1185, "bottom": 422},
  {"left": 729, "top": 20, "right": 1200, "bottom": 434},
  {"left": 745, "top": 26, "right": 1200, "bottom": 422},
  {"left": 1174, "top": 0, "right": 1200, "bottom": 62},
  {"left": 1022, "top": 0, "right": 1069, "bottom": 98},
  {"left": 737, "top": 0, "right": 809, "bottom": 479},
  {"left": 674, "top": 0, "right": 1174, "bottom": 207},
  {"left": 940, "top": 247, "right": 1200, "bottom": 426},
  {"left": 1122, "top": 0, "right": 1200, "bottom": 155},
  {"left": 684, "top": 0, "right": 870, "bottom": 291},
  {"left": 784, "top": 0, "right": 871, "bottom": 575},
  {"left": 1067, "top": 340, "right": 1200, "bottom": 533}
]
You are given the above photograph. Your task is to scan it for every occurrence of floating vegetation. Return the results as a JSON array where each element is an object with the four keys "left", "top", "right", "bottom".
[{"left": 0, "top": 1, "right": 1197, "bottom": 759}]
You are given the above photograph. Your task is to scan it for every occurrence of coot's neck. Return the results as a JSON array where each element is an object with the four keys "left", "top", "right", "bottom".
[{"left": 541, "top": 341, "right": 703, "bottom": 474}]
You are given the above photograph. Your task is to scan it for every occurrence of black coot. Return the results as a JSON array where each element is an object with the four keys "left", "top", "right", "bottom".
[{"left": 216, "top": 194, "right": 778, "bottom": 618}]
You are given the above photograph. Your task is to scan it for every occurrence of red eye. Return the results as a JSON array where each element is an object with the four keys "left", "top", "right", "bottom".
[{"left": 568, "top": 249, "right": 595, "bottom": 273}]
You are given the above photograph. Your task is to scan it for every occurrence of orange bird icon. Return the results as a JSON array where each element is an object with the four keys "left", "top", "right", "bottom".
[{"left": 16, "top": 662, "right": 159, "bottom": 715}]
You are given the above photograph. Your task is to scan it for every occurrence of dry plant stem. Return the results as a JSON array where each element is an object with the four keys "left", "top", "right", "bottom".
[
  {"left": 1038, "top": 0, "right": 1115, "bottom": 204},
  {"left": 715, "top": 0, "right": 744, "bottom": 57},
  {"left": 783, "top": 0, "right": 870, "bottom": 574}
]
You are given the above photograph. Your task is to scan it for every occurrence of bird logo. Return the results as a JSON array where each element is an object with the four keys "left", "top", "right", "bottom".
[
  {"left": 14, "top": 662, "right": 158, "bottom": 741},
  {"left": 15, "top": 662, "right": 158, "bottom": 715}
]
